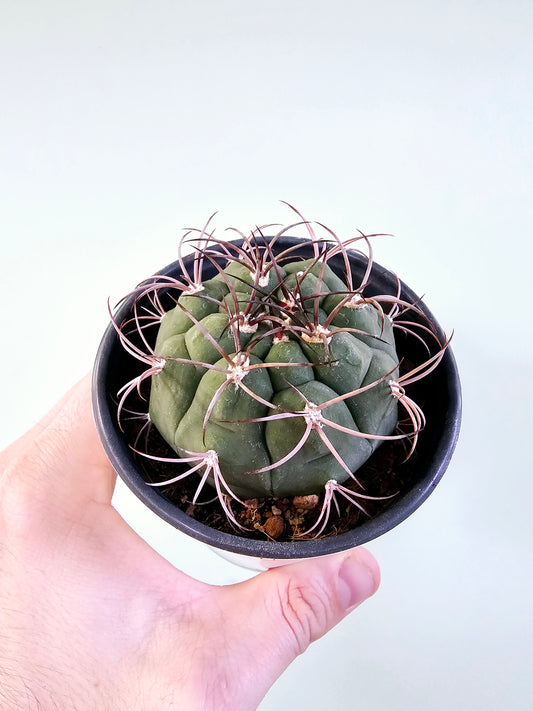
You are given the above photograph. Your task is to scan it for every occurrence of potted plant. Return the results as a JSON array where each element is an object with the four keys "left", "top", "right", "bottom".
[{"left": 92, "top": 207, "right": 461, "bottom": 569}]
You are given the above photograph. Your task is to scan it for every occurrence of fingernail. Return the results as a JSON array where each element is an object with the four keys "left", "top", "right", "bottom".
[{"left": 337, "top": 550, "right": 380, "bottom": 611}]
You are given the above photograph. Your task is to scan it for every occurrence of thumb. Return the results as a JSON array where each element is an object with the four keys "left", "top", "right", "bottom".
[{"left": 216, "top": 548, "right": 379, "bottom": 708}]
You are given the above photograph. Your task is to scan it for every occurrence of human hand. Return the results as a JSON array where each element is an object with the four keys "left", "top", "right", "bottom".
[{"left": 0, "top": 375, "right": 380, "bottom": 711}]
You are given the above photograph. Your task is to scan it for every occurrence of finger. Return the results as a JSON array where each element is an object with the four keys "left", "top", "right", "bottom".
[
  {"left": 2, "top": 373, "right": 116, "bottom": 505},
  {"left": 212, "top": 548, "right": 380, "bottom": 709}
]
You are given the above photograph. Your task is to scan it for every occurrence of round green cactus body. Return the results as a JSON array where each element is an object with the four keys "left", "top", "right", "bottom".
[{"left": 148, "top": 254, "right": 399, "bottom": 499}]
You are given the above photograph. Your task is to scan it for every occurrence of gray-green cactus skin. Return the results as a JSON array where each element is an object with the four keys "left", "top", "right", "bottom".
[{"left": 148, "top": 255, "right": 400, "bottom": 499}]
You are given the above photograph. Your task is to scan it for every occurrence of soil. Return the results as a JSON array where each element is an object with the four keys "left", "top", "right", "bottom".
[{"left": 125, "top": 408, "right": 417, "bottom": 542}]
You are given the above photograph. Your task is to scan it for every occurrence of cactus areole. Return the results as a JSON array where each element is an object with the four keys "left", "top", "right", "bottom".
[{"left": 107, "top": 210, "right": 452, "bottom": 539}]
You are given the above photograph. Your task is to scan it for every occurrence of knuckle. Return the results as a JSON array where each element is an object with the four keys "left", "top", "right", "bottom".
[{"left": 277, "top": 578, "right": 332, "bottom": 655}]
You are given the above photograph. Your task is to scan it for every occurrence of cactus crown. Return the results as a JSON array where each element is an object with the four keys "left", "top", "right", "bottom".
[{"left": 111, "top": 207, "right": 449, "bottom": 539}]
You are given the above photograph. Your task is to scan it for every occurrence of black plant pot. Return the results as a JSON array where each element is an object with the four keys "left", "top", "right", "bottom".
[{"left": 92, "top": 236, "right": 461, "bottom": 568}]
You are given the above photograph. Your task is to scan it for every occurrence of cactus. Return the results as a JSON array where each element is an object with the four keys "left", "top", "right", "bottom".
[{"left": 112, "top": 207, "right": 449, "bottom": 537}]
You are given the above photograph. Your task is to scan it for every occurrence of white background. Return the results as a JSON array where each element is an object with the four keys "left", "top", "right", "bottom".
[{"left": 1, "top": 1, "right": 532, "bottom": 709}]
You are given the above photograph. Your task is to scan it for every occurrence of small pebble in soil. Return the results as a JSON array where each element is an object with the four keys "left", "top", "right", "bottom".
[
  {"left": 292, "top": 494, "right": 319, "bottom": 511},
  {"left": 263, "top": 515, "right": 286, "bottom": 540}
]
